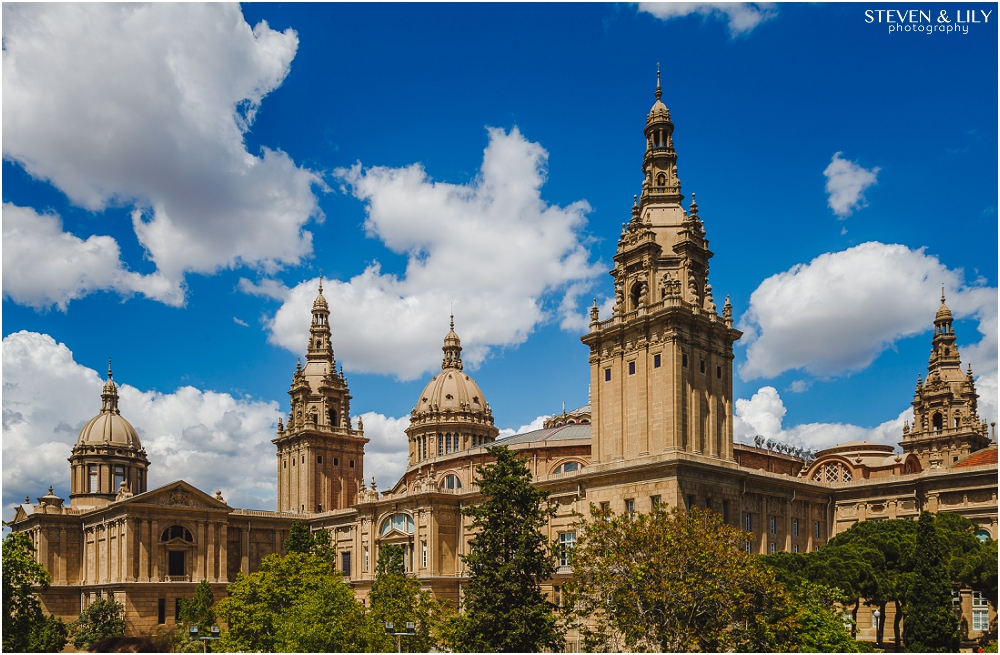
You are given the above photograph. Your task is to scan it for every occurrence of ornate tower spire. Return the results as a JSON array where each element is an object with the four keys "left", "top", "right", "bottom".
[
  {"left": 101, "top": 359, "right": 120, "bottom": 414},
  {"left": 307, "top": 280, "right": 334, "bottom": 363},
  {"left": 442, "top": 314, "right": 463, "bottom": 370}
]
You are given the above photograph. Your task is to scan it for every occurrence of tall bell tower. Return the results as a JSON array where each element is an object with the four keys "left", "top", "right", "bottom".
[
  {"left": 274, "top": 281, "right": 368, "bottom": 513},
  {"left": 900, "top": 292, "right": 991, "bottom": 469},
  {"left": 582, "top": 71, "right": 742, "bottom": 465}
]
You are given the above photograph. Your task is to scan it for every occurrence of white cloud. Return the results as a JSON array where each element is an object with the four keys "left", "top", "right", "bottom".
[
  {"left": 638, "top": 2, "right": 778, "bottom": 36},
  {"left": 356, "top": 412, "right": 411, "bottom": 493},
  {"left": 263, "top": 127, "right": 602, "bottom": 380},
  {"left": 498, "top": 414, "right": 552, "bottom": 439},
  {"left": 2, "top": 3, "right": 322, "bottom": 303},
  {"left": 2, "top": 331, "right": 282, "bottom": 515},
  {"left": 734, "top": 385, "right": 913, "bottom": 452},
  {"left": 738, "top": 242, "right": 998, "bottom": 388},
  {"left": 824, "top": 152, "right": 880, "bottom": 217},
  {"left": 2, "top": 203, "right": 182, "bottom": 310}
]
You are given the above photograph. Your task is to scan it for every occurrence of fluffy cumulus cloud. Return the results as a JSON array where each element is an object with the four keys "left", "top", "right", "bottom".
[
  {"left": 739, "top": 242, "right": 998, "bottom": 381},
  {"left": 638, "top": 2, "right": 778, "bottom": 36},
  {"left": 2, "top": 3, "right": 321, "bottom": 306},
  {"left": 356, "top": 412, "right": 411, "bottom": 493},
  {"left": 734, "top": 386, "right": 912, "bottom": 452},
  {"left": 261, "top": 127, "right": 602, "bottom": 379},
  {"left": 2, "top": 331, "right": 283, "bottom": 515},
  {"left": 824, "top": 152, "right": 880, "bottom": 218},
  {"left": 2, "top": 203, "right": 181, "bottom": 310}
]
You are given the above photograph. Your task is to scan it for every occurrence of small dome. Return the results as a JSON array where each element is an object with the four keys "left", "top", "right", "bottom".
[
  {"left": 646, "top": 68, "right": 671, "bottom": 123},
  {"left": 313, "top": 279, "right": 328, "bottom": 309},
  {"left": 935, "top": 302, "right": 952, "bottom": 321},
  {"left": 76, "top": 365, "right": 142, "bottom": 450}
]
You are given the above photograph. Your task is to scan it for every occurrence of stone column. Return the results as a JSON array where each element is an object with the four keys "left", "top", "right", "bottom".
[
  {"left": 150, "top": 519, "right": 159, "bottom": 582},
  {"left": 219, "top": 523, "right": 228, "bottom": 582},
  {"left": 196, "top": 522, "right": 206, "bottom": 581},
  {"left": 207, "top": 522, "right": 217, "bottom": 582},
  {"left": 58, "top": 527, "right": 67, "bottom": 585},
  {"left": 139, "top": 520, "right": 149, "bottom": 582},
  {"left": 241, "top": 526, "right": 250, "bottom": 575}
]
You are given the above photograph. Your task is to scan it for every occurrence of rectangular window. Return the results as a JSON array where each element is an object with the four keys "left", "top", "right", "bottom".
[
  {"left": 973, "top": 591, "right": 989, "bottom": 631},
  {"left": 157, "top": 599, "right": 166, "bottom": 625},
  {"left": 283, "top": 460, "right": 287, "bottom": 469},
  {"left": 439, "top": 435, "right": 444, "bottom": 454},
  {"left": 317, "top": 504, "right": 322, "bottom": 512},
  {"left": 686, "top": 495, "right": 695, "bottom": 510},
  {"left": 364, "top": 546, "right": 370, "bottom": 572},
  {"left": 175, "top": 598, "right": 182, "bottom": 621},
  {"left": 625, "top": 499, "right": 635, "bottom": 515},
  {"left": 88, "top": 465, "right": 98, "bottom": 493},
  {"left": 349, "top": 460, "right": 355, "bottom": 469},
  {"left": 421, "top": 542, "right": 428, "bottom": 568},
  {"left": 722, "top": 500, "right": 730, "bottom": 524},
  {"left": 716, "top": 365, "right": 722, "bottom": 379},
  {"left": 682, "top": 353, "right": 688, "bottom": 368},
  {"left": 745, "top": 541, "right": 752, "bottom": 554},
  {"left": 341, "top": 551, "right": 352, "bottom": 577},
  {"left": 769, "top": 516, "right": 776, "bottom": 534},
  {"left": 604, "top": 368, "right": 611, "bottom": 382},
  {"left": 699, "top": 359, "right": 706, "bottom": 374},
  {"left": 744, "top": 513, "right": 752, "bottom": 532},
  {"left": 653, "top": 354, "right": 661, "bottom": 368},
  {"left": 793, "top": 519, "right": 799, "bottom": 537},
  {"left": 113, "top": 466, "right": 125, "bottom": 492},
  {"left": 334, "top": 457, "right": 339, "bottom": 466},
  {"left": 628, "top": 361, "right": 636, "bottom": 375},
  {"left": 814, "top": 521, "right": 821, "bottom": 539},
  {"left": 292, "top": 457, "right": 295, "bottom": 467},
  {"left": 793, "top": 544, "right": 799, "bottom": 553},
  {"left": 559, "top": 532, "right": 577, "bottom": 566},
  {"left": 650, "top": 495, "right": 661, "bottom": 510},
  {"left": 554, "top": 585, "right": 562, "bottom": 607},
  {"left": 317, "top": 455, "right": 323, "bottom": 464},
  {"left": 168, "top": 551, "right": 185, "bottom": 577},
  {"left": 599, "top": 501, "right": 610, "bottom": 512},
  {"left": 769, "top": 543, "right": 776, "bottom": 554}
]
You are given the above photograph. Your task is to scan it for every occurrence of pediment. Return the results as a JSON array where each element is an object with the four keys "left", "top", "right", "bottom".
[{"left": 121, "top": 481, "right": 229, "bottom": 510}]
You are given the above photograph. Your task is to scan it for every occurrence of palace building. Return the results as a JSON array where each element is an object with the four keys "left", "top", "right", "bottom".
[{"left": 11, "top": 77, "right": 997, "bottom": 645}]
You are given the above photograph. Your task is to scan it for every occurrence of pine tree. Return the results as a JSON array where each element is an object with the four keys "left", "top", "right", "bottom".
[
  {"left": 284, "top": 520, "right": 314, "bottom": 554},
  {"left": 448, "top": 445, "right": 563, "bottom": 652},
  {"left": 178, "top": 580, "right": 216, "bottom": 634},
  {"left": 905, "top": 512, "right": 960, "bottom": 652}
]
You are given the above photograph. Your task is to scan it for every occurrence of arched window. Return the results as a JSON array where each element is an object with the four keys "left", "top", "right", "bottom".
[
  {"left": 656, "top": 173, "right": 666, "bottom": 187},
  {"left": 933, "top": 413, "right": 943, "bottom": 431},
  {"left": 380, "top": 513, "right": 414, "bottom": 536},
  {"left": 440, "top": 474, "right": 462, "bottom": 490},
  {"left": 553, "top": 461, "right": 585, "bottom": 475},
  {"left": 160, "top": 525, "right": 193, "bottom": 542},
  {"left": 329, "top": 408, "right": 338, "bottom": 427},
  {"left": 630, "top": 282, "right": 643, "bottom": 310}
]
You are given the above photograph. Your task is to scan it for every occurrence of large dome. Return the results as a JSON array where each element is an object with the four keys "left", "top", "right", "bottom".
[
  {"left": 416, "top": 368, "right": 489, "bottom": 416},
  {"left": 76, "top": 367, "right": 143, "bottom": 450}
]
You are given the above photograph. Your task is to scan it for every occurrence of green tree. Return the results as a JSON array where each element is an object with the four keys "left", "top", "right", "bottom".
[
  {"left": 905, "top": 512, "right": 960, "bottom": 652},
  {"left": 70, "top": 597, "right": 125, "bottom": 651},
  {"left": 565, "top": 504, "right": 800, "bottom": 652},
  {"left": 216, "top": 551, "right": 367, "bottom": 652},
  {"left": 284, "top": 520, "right": 315, "bottom": 554},
  {"left": 2, "top": 528, "right": 67, "bottom": 653},
  {"left": 178, "top": 579, "right": 217, "bottom": 649},
  {"left": 367, "top": 544, "right": 452, "bottom": 652},
  {"left": 447, "top": 445, "right": 562, "bottom": 652},
  {"left": 789, "top": 581, "right": 866, "bottom": 653}
]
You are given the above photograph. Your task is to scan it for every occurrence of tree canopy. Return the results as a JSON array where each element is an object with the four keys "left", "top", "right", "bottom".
[
  {"left": 446, "top": 445, "right": 563, "bottom": 652},
  {"left": 216, "top": 550, "right": 366, "bottom": 652},
  {"left": 2, "top": 529, "right": 67, "bottom": 653},
  {"left": 565, "top": 504, "right": 820, "bottom": 652},
  {"left": 905, "top": 512, "right": 961, "bottom": 652},
  {"left": 70, "top": 597, "right": 125, "bottom": 651}
]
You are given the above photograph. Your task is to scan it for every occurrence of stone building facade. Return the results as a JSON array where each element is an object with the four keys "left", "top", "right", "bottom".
[{"left": 10, "top": 78, "right": 997, "bottom": 645}]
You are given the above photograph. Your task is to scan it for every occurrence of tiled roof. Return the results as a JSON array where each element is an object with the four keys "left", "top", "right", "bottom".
[
  {"left": 495, "top": 423, "right": 591, "bottom": 446},
  {"left": 953, "top": 445, "right": 998, "bottom": 468}
]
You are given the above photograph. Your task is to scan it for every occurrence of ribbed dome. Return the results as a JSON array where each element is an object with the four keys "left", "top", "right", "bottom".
[
  {"left": 647, "top": 68, "right": 671, "bottom": 123},
  {"left": 76, "top": 412, "right": 142, "bottom": 449},
  {"left": 935, "top": 302, "right": 952, "bottom": 321},
  {"left": 416, "top": 369, "right": 489, "bottom": 416},
  {"left": 76, "top": 366, "right": 143, "bottom": 450},
  {"left": 313, "top": 279, "right": 328, "bottom": 309}
]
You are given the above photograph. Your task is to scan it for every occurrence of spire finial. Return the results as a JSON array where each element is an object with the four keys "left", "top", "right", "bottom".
[
  {"left": 107, "top": 359, "right": 113, "bottom": 380},
  {"left": 318, "top": 274, "right": 323, "bottom": 295},
  {"left": 655, "top": 63, "right": 662, "bottom": 101},
  {"left": 450, "top": 313, "right": 455, "bottom": 331},
  {"left": 941, "top": 285, "right": 945, "bottom": 304}
]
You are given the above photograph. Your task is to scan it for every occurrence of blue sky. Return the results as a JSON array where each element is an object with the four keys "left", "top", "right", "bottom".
[{"left": 3, "top": 3, "right": 997, "bottom": 512}]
